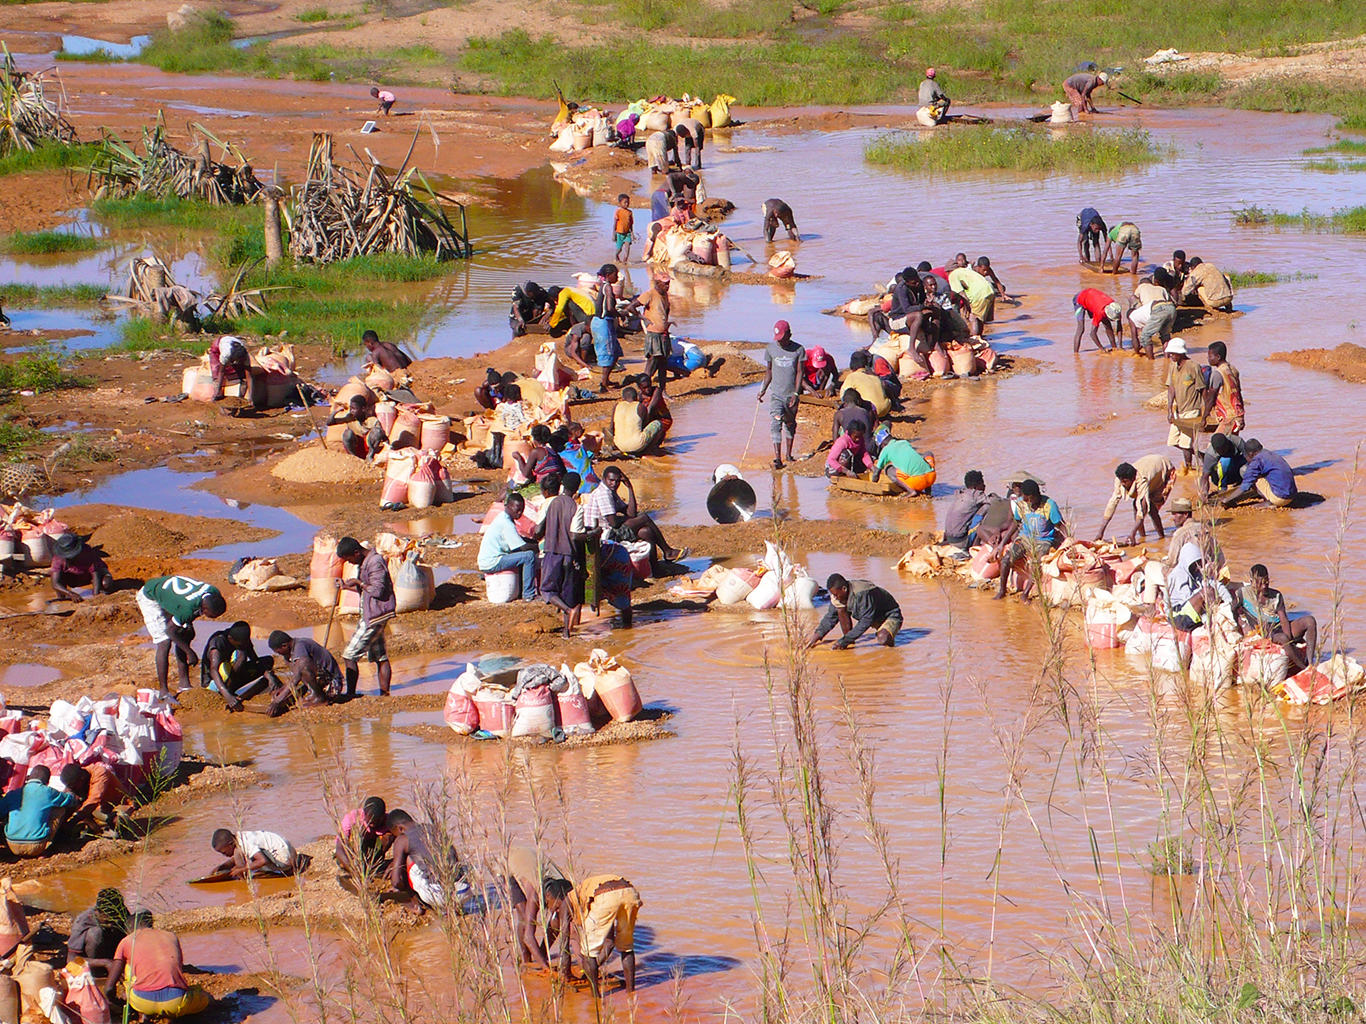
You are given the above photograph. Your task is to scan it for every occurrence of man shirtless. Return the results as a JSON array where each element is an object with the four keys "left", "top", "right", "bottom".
[{"left": 361, "top": 330, "right": 413, "bottom": 374}]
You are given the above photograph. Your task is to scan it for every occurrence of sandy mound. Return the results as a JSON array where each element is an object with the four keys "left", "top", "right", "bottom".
[
  {"left": 271, "top": 444, "right": 384, "bottom": 485},
  {"left": 89, "top": 515, "right": 189, "bottom": 557},
  {"left": 1269, "top": 343, "right": 1366, "bottom": 384}
]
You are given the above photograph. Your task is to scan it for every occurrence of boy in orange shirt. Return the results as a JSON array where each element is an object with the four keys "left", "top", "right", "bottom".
[{"left": 613, "top": 194, "right": 634, "bottom": 263}]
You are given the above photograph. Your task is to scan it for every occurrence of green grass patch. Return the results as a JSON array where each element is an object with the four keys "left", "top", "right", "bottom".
[
  {"left": 297, "top": 6, "right": 331, "bottom": 21},
  {"left": 1227, "top": 269, "right": 1316, "bottom": 287},
  {"left": 575, "top": 0, "right": 792, "bottom": 36},
  {"left": 220, "top": 255, "right": 451, "bottom": 350},
  {"left": 1304, "top": 138, "right": 1366, "bottom": 154},
  {"left": 0, "top": 284, "right": 106, "bottom": 308},
  {"left": 0, "top": 142, "right": 100, "bottom": 178},
  {"left": 54, "top": 48, "right": 124, "bottom": 63},
  {"left": 1234, "top": 204, "right": 1366, "bottom": 232},
  {"left": 464, "top": 31, "right": 908, "bottom": 105},
  {"left": 0, "top": 355, "right": 91, "bottom": 394},
  {"left": 1304, "top": 158, "right": 1366, "bottom": 172},
  {"left": 91, "top": 196, "right": 261, "bottom": 266},
  {"left": 1227, "top": 81, "right": 1366, "bottom": 132},
  {"left": 0, "top": 421, "right": 39, "bottom": 461},
  {"left": 92, "top": 194, "right": 450, "bottom": 350},
  {"left": 0, "top": 231, "right": 104, "bottom": 256},
  {"left": 865, "top": 125, "right": 1165, "bottom": 173},
  {"left": 459, "top": 2, "right": 1366, "bottom": 115}
]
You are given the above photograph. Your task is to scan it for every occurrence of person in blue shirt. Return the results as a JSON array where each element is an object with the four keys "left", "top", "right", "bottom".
[
  {"left": 1199, "top": 432, "right": 1246, "bottom": 499},
  {"left": 1222, "top": 439, "right": 1297, "bottom": 508},
  {"left": 477, "top": 492, "right": 539, "bottom": 600},
  {"left": 994, "top": 479, "right": 1066, "bottom": 602},
  {"left": 3, "top": 765, "right": 77, "bottom": 856}
]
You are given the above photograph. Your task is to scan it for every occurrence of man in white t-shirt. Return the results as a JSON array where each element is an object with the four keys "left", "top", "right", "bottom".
[
  {"left": 209, "top": 334, "right": 249, "bottom": 401},
  {"left": 210, "top": 828, "right": 300, "bottom": 877}
]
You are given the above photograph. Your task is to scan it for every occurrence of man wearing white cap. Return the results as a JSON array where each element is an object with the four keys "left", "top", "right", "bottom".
[
  {"left": 1064, "top": 70, "right": 1109, "bottom": 115},
  {"left": 1072, "top": 287, "right": 1122, "bottom": 352},
  {"left": 1165, "top": 338, "right": 1205, "bottom": 470},
  {"left": 918, "top": 68, "right": 950, "bottom": 123}
]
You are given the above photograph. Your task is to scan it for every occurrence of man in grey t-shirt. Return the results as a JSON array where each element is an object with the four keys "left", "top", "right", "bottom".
[
  {"left": 918, "top": 67, "right": 950, "bottom": 122},
  {"left": 756, "top": 319, "right": 806, "bottom": 469}
]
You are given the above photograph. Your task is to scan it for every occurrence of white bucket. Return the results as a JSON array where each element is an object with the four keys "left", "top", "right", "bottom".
[{"left": 486, "top": 571, "right": 520, "bottom": 604}]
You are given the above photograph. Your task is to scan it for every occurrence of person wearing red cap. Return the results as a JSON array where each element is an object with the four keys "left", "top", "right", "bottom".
[
  {"left": 918, "top": 68, "right": 950, "bottom": 123},
  {"left": 803, "top": 346, "right": 838, "bottom": 397},
  {"left": 757, "top": 320, "right": 806, "bottom": 469}
]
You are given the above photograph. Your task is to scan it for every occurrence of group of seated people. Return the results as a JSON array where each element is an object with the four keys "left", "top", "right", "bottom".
[{"left": 867, "top": 255, "right": 1007, "bottom": 374}]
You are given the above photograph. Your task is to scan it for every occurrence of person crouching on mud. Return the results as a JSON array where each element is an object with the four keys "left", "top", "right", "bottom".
[{"left": 808, "top": 574, "right": 902, "bottom": 649}]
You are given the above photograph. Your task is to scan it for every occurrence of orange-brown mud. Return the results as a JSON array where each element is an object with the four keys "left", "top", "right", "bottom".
[
  {"left": 0, "top": 171, "right": 88, "bottom": 236},
  {"left": 1269, "top": 342, "right": 1366, "bottom": 383}
]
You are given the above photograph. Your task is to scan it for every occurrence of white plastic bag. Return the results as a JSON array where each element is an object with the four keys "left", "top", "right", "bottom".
[{"left": 746, "top": 570, "right": 783, "bottom": 610}]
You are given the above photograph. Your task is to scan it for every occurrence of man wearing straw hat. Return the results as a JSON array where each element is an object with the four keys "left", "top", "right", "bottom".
[{"left": 50, "top": 533, "right": 111, "bottom": 603}]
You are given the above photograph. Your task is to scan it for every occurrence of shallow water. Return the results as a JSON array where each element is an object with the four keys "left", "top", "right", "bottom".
[{"left": 17, "top": 106, "right": 1366, "bottom": 1018}]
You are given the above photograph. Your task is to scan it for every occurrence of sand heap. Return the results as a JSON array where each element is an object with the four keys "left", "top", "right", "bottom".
[
  {"left": 1270, "top": 342, "right": 1366, "bottom": 384},
  {"left": 271, "top": 444, "right": 383, "bottom": 485}
]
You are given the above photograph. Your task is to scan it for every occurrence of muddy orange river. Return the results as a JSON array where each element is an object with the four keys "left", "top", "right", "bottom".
[{"left": 3, "top": 77, "right": 1365, "bottom": 1019}]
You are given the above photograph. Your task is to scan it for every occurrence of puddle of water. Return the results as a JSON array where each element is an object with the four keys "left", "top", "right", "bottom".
[
  {"left": 0, "top": 663, "right": 62, "bottom": 688},
  {"left": 47, "top": 465, "right": 317, "bottom": 561},
  {"left": 58, "top": 34, "right": 150, "bottom": 58},
  {"left": 1, "top": 308, "right": 121, "bottom": 352}
]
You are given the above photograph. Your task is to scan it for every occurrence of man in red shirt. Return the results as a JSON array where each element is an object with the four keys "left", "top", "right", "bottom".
[
  {"left": 1072, "top": 288, "right": 1122, "bottom": 352},
  {"left": 50, "top": 533, "right": 112, "bottom": 602}
]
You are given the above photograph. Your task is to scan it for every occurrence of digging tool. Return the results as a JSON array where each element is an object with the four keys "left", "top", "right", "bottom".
[
  {"left": 322, "top": 583, "right": 341, "bottom": 648},
  {"left": 1116, "top": 90, "right": 1143, "bottom": 105},
  {"left": 739, "top": 393, "right": 763, "bottom": 463},
  {"left": 296, "top": 382, "right": 328, "bottom": 449}
]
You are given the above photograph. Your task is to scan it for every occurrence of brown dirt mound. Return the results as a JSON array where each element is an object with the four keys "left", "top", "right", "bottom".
[
  {"left": 62, "top": 505, "right": 280, "bottom": 559},
  {"left": 1269, "top": 343, "right": 1366, "bottom": 384},
  {"left": 89, "top": 516, "right": 188, "bottom": 557},
  {"left": 271, "top": 444, "right": 384, "bottom": 485},
  {"left": 393, "top": 708, "right": 675, "bottom": 748}
]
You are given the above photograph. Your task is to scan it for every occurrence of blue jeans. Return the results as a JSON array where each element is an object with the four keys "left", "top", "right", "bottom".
[{"left": 486, "top": 551, "right": 537, "bottom": 599}]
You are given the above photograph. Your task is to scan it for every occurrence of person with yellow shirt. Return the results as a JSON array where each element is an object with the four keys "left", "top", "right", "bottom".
[
  {"left": 948, "top": 263, "right": 996, "bottom": 338},
  {"left": 544, "top": 874, "right": 643, "bottom": 996},
  {"left": 843, "top": 350, "right": 892, "bottom": 417}
]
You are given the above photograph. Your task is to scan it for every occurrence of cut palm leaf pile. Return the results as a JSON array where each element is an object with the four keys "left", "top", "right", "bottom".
[
  {"left": 287, "top": 132, "right": 469, "bottom": 264},
  {"left": 89, "top": 115, "right": 261, "bottom": 205},
  {"left": 0, "top": 45, "right": 79, "bottom": 158}
]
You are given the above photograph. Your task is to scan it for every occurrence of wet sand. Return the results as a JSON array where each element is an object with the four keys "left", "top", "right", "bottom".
[{"left": 1, "top": 57, "right": 1365, "bottom": 1023}]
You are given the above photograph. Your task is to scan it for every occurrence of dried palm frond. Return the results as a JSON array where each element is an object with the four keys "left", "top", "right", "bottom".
[
  {"left": 102, "top": 257, "right": 201, "bottom": 327},
  {"left": 287, "top": 132, "right": 470, "bottom": 264},
  {"left": 203, "top": 259, "right": 291, "bottom": 320},
  {"left": 0, "top": 45, "right": 78, "bottom": 157},
  {"left": 88, "top": 114, "right": 260, "bottom": 204}
]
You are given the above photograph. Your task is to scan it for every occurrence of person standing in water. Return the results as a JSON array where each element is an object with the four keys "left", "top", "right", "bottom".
[
  {"left": 761, "top": 199, "right": 799, "bottom": 242},
  {"left": 757, "top": 320, "right": 806, "bottom": 469}
]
